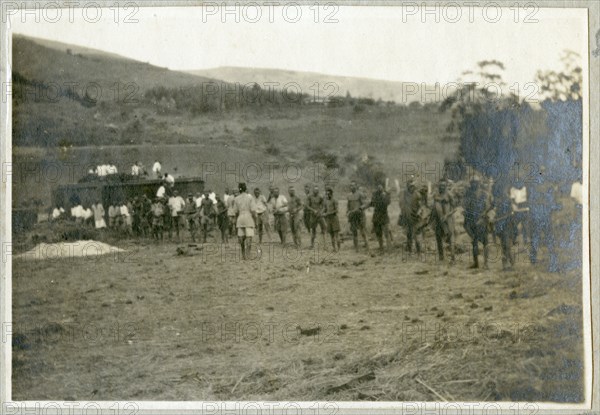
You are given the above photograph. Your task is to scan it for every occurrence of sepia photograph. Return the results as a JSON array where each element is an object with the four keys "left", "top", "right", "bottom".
[{"left": 1, "top": 1, "right": 597, "bottom": 412}]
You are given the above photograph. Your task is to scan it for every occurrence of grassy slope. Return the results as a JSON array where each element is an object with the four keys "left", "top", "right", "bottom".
[
  {"left": 12, "top": 35, "right": 454, "bottom": 207},
  {"left": 12, "top": 35, "right": 216, "bottom": 93},
  {"left": 187, "top": 66, "right": 438, "bottom": 103}
]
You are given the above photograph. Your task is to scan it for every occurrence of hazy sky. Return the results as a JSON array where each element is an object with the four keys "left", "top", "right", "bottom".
[{"left": 10, "top": 5, "right": 587, "bottom": 85}]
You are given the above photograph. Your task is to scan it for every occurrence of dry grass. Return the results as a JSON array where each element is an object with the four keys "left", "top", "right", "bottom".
[{"left": 12, "top": 219, "right": 583, "bottom": 401}]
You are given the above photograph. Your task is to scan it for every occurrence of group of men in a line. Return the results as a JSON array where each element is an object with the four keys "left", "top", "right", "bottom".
[
  {"left": 88, "top": 164, "right": 118, "bottom": 176},
  {"left": 225, "top": 182, "right": 348, "bottom": 259},
  {"left": 54, "top": 200, "right": 134, "bottom": 234},
  {"left": 52, "top": 170, "right": 570, "bottom": 271},
  {"left": 399, "top": 173, "right": 564, "bottom": 272},
  {"left": 144, "top": 190, "right": 228, "bottom": 243},
  {"left": 85, "top": 159, "right": 176, "bottom": 184},
  {"left": 224, "top": 181, "right": 406, "bottom": 259}
]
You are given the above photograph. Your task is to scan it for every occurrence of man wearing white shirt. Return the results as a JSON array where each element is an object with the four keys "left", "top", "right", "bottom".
[
  {"left": 92, "top": 202, "right": 106, "bottom": 229},
  {"left": 168, "top": 190, "right": 186, "bottom": 241},
  {"left": 71, "top": 204, "right": 84, "bottom": 224},
  {"left": 52, "top": 206, "right": 65, "bottom": 221},
  {"left": 156, "top": 185, "right": 166, "bottom": 199},
  {"left": 208, "top": 191, "right": 217, "bottom": 204},
  {"left": 164, "top": 173, "right": 175, "bottom": 187},
  {"left": 272, "top": 187, "right": 289, "bottom": 244},
  {"left": 120, "top": 204, "right": 131, "bottom": 234},
  {"left": 152, "top": 160, "right": 162, "bottom": 178},
  {"left": 82, "top": 206, "right": 94, "bottom": 226},
  {"left": 223, "top": 189, "right": 232, "bottom": 205},
  {"left": 253, "top": 187, "right": 272, "bottom": 244},
  {"left": 510, "top": 182, "right": 530, "bottom": 245}
]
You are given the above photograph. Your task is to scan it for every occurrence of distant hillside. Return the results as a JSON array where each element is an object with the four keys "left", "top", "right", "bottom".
[
  {"left": 11, "top": 35, "right": 228, "bottom": 147},
  {"left": 11, "top": 35, "right": 455, "bottom": 208},
  {"left": 187, "top": 66, "right": 440, "bottom": 104},
  {"left": 12, "top": 34, "right": 218, "bottom": 95}
]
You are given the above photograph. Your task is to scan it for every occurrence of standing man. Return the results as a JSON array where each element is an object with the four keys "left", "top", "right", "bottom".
[
  {"left": 183, "top": 193, "right": 198, "bottom": 242},
  {"left": 371, "top": 183, "right": 392, "bottom": 253},
  {"left": 156, "top": 183, "right": 166, "bottom": 199},
  {"left": 347, "top": 181, "right": 370, "bottom": 253},
  {"left": 164, "top": 172, "right": 175, "bottom": 188},
  {"left": 303, "top": 184, "right": 312, "bottom": 233},
  {"left": 253, "top": 187, "right": 272, "bottom": 244},
  {"left": 463, "top": 175, "right": 492, "bottom": 269},
  {"left": 510, "top": 180, "right": 530, "bottom": 245},
  {"left": 108, "top": 203, "right": 120, "bottom": 229},
  {"left": 227, "top": 188, "right": 239, "bottom": 237},
  {"left": 152, "top": 160, "right": 162, "bottom": 179},
  {"left": 288, "top": 186, "right": 303, "bottom": 248},
  {"left": 401, "top": 180, "right": 423, "bottom": 255},
  {"left": 307, "top": 186, "right": 327, "bottom": 248},
  {"left": 120, "top": 202, "right": 132, "bottom": 236},
  {"left": 141, "top": 195, "right": 152, "bottom": 237},
  {"left": 233, "top": 183, "right": 257, "bottom": 260},
  {"left": 131, "top": 197, "right": 141, "bottom": 235},
  {"left": 131, "top": 162, "right": 140, "bottom": 176},
  {"left": 528, "top": 174, "right": 560, "bottom": 272},
  {"left": 493, "top": 181, "right": 516, "bottom": 271},
  {"left": 272, "top": 187, "right": 289, "bottom": 245},
  {"left": 323, "top": 187, "right": 341, "bottom": 252},
  {"left": 168, "top": 190, "right": 186, "bottom": 242},
  {"left": 431, "top": 179, "right": 456, "bottom": 262},
  {"left": 215, "top": 195, "right": 229, "bottom": 244},
  {"left": 151, "top": 197, "right": 165, "bottom": 241},
  {"left": 199, "top": 191, "right": 215, "bottom": 243},
  {"left": 92, "top": 200, "right": 106, "bottom": 230}
]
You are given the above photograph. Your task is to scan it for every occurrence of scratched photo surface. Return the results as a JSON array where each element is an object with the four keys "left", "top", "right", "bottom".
[{"left": 9, "top": 4, "right": 588, "bottom": 402}]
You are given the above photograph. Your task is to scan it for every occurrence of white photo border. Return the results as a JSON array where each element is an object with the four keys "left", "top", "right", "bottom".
[{"left": 0, "top": 1, "right": 597, "bottom": 413}]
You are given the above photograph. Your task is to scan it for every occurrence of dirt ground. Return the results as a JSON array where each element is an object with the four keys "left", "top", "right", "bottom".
[{"left": 11, "top": 214, "right": 584, "bottom": 402}]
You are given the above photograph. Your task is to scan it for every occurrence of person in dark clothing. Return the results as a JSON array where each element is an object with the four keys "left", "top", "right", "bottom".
[
  {"left": 323, "top": 187, "right": 341, "bottom": 252},
  {"left": 370, "top": 183, "right": 392, "bottom": 253},
  {"left": 463, "top": 175, "right": 492, "bottom": 269},
  {"left": 306, "top": 186, "right": 327, "bottom": 249},
  {"left": 493, "top": 181, "right": 516, "bottom": 271},
  {"left": 288, "top": 186, "right": 303, "bottom": 248},
  {"left": 431, "top": 179, "right": 456, "bottom": 262},
  {"left": 528, "top": 180, "right": 560, "bottom": 272},
  {"left": 401, "top": 180, "right": 422, "bottom": 254},
  {"left": 184, "top": 193, "right": 198, "bottom": 242},
  {"left": 347, "top": 181, "right": 370, "bottom": 253},
  {"left": 216, "top": 195, "right": 229, "bottom": 244}
]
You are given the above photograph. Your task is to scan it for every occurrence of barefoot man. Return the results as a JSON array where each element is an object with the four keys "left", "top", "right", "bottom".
[{"left": 233, "top": 183, "right": 257, "bottom": 260}]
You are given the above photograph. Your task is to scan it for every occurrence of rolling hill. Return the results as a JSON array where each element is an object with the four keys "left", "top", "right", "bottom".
[
  {"left": 12, "top": 34, "right": 219, "bottom": 94},
  {"left": 11, "top": 34, "right": 454, "bottom": 208},
  {"left": 187, "top": 66, "right": 441, "bottom": 104}
]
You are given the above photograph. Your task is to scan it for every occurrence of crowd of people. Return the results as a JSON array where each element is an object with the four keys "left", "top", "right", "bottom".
[
  {"left": 86, "top": 159, "right": 176, "bottom": 183},
  {"left": 50, "top": 169, "right": 582, "bottom": 272}
]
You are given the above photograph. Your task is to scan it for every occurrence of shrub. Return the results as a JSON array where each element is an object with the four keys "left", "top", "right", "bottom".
[
  {"left": 307, "top": 148, "right": 339, "bottom": 170},
  {"left": 351, "top": 155, "right": 386, "bottom": 188},
  {"left": 265, "top": 144, "right": 280, "bottom": 156}
]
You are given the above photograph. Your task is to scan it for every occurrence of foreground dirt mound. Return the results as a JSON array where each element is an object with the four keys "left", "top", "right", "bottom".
[{"left": 15, "top": 240, "right": 125, "bottom": 261}]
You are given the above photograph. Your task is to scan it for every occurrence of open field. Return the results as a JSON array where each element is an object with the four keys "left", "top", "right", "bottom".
[
  {"left": 10, "top": 33, "right": 586, "bottom": 404},
  {"left": 13, "top": 103, "right": 454, "bottom": 208},
  {"left": 12, "top": 224, "right": 584, "bottom": 401}
]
